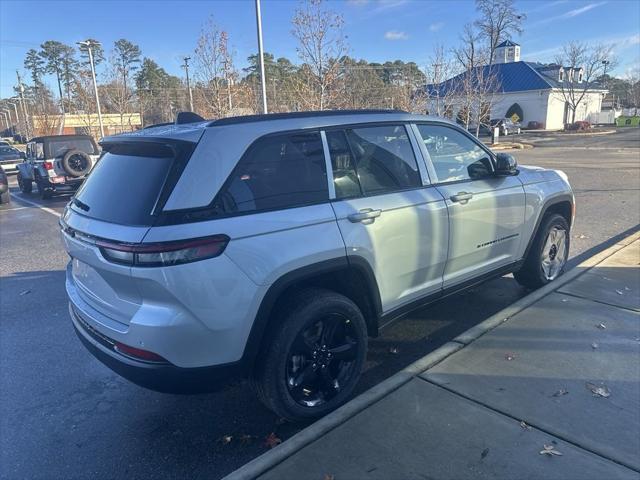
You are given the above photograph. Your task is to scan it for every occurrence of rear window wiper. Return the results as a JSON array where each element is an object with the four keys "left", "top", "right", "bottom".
[{"left": 73, "top": 198, "right": 90, "bottom": 212}]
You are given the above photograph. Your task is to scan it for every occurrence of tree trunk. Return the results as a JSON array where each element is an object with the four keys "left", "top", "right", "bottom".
[{"left": 55, "top": 71, "right": 65, "bottom": 114}]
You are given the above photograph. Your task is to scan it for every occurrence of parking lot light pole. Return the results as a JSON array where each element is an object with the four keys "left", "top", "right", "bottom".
[
  {"left": 7, "top": 100, "right": 21, "bottom": 137},
  {"left": 255, "top": 0, "right": 268, "bottom": 114},
  {"left": 1, "top": 111, "right": 11, "bottom": 135},
  {"left": 77, "top": 40, "right": 105, "bottom": 139}
]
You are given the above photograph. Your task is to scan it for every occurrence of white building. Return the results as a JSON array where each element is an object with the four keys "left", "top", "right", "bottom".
[{"left": 426, "top": 41, "right": 608, "bottom": 130}]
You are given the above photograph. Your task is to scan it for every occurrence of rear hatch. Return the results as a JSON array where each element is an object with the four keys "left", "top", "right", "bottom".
[{"left": 62, "top": 139, "right": 195, "bottom": 326}]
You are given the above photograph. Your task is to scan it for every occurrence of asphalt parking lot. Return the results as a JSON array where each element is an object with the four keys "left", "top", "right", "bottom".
[{"left": 1, "top": 128, "right": 639, "bottom": 479}]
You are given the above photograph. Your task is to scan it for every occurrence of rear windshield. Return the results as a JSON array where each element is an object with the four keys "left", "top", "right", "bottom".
[
  {"left": 48, "top": 138, "right": 97, "bottom": 157},
  {"left": 72, "top": 143, "right": 176, "bottom": 226}
]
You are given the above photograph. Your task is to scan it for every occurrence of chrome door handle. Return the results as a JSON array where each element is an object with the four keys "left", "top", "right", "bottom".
[
  {"left": 348, "top": 208, "right": 382, "bottom": 223},
  {"left": 450, "top": 192, "right": 473, "bottom": 204}
]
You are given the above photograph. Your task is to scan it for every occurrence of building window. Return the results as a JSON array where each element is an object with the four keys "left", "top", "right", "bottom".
[
  {"left": 559, "top": 69, "right": 564, "bottom": 81},
  {"left": 578, "top": 71, "right": 583, "bottom": 83}
]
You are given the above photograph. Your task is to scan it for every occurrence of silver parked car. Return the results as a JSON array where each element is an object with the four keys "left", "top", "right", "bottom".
[{"left": 61, "top": 110, "right": 574, "bottom": 421}]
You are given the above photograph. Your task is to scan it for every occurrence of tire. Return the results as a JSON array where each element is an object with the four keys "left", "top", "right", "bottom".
[
  {"left": 515, "top": 213, "right": 570, "bottom": 289},
  {"left": 17, "top": 173, "right": 32, "bottom": 193},
  {"left": 61, "top": 149, "right": 92, "bottom": 177},
  {"left": 35, "top": 175, "right": 52, "bottom": 200},
  {"left": 0, "top": 191, "right": 9, "bottom": 204},
  {"left": 251, "top": 288, "right": 368, "bottom": 422}
]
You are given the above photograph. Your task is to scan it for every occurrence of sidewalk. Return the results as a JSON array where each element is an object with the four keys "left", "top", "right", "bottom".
[{"left": 227, "top": 232, "right": 640, "bottom": 480}]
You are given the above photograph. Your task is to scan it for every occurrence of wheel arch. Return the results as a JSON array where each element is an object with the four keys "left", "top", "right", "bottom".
[
  {"left": 522, "top": 194, "right": 574, "bottom": 261},
  {"left": 240, "top": 256, "right": 382, "bottom": 374}
]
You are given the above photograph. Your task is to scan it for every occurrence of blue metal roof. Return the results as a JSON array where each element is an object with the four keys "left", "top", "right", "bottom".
[
  {"left": 425, "top": 61, "right": 605, "bottom": 96},
  {"left": 497, "top": 40, "right": 519, "bottom": 47}
]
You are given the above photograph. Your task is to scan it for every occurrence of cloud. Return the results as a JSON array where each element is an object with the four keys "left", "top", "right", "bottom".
[
  {"left": 531, "top": 2, "right": 607, "bottom": 26},
  {"left": 374, "top": 0, "right": 408, "bottom": 13},
  {"left": 385, "top": 30, "right": 409, "bottom": 41},
  {"left": 429, "top": 22, "right": 444, "bottom": 32},
  {"left": 564, "top": 2, "right": 606, "bottom": 17}
]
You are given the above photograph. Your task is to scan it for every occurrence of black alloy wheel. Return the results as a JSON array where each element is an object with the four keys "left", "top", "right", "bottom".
[
  {"left": 286, "top": 312, "right": 359, "bottom": 407},
  {"left": 252, "top": 288, "right": 368, "bottom": 422}
]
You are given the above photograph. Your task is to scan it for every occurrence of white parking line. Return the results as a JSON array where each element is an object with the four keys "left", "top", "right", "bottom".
[
  {"left": 9, "top": 193, "right": 62, "bottom": 218},
  {"left": 0, "top": 206, "right": 30, "bottom": 213}
]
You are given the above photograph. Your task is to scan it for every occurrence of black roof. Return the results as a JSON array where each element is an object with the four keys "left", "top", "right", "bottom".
[
  {"left": 29, "top": 134, "right": 96, "bottom": 143},
  {"left": 207, "top": 109, "right": 406, "bottom": 127}
]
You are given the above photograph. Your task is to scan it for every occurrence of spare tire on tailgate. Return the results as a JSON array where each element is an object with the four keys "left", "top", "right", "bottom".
[{"left": 61, "top": 149, "right": 92, "bottom": 177}]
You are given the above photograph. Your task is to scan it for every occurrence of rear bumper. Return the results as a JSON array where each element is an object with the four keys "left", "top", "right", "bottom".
[
  {"left": 70, "top": 303, "right": 242, "bottom": 394},
  {"left": 0, "top": 162, "right": 20, "bottom": 174},
  {"left": 42, "top": 177, "right": 84, "bottom": 193}
]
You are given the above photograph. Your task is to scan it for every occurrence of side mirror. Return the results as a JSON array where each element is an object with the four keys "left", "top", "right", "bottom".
[
  {"left": 20, "top": 152, "right": 26, "bottom": 159},
  {"left": 495, "top": 153, "right": 518, "bottom": 176}
]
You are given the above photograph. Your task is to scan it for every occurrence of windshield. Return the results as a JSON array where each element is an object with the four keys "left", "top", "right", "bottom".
[
  {"left": 48, "top": 138, "right": 97, "bottom": 158},
  {"left": 0, "top": 146, "right": 19, "bottom": 156},
  {"left": 72, "top": 143, "right": 176, "bottom": 226}
]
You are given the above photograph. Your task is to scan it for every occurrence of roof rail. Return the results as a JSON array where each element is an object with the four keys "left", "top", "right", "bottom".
[
  {"left": 207, "top": 109, "right": 407, "bottom": 127},
  {"left": 143, "top": 122, "right": 173, "bottom": 129}
]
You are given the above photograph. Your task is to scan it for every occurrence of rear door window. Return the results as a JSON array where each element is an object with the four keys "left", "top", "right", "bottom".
[
  {"left": 214, "top": 131, "right": 328, "bottom": 214},
  {"left": 328, "top": 124, "right": 421, "bottom": 198},
  {"left": 72, "top": 143, "right": 180, "bottom": 226}
]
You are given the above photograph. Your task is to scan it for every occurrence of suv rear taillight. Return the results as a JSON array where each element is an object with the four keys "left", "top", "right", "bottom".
[
  {"left": 97, "top": 235, "right": 230, "bottom": 267},
  {"left": 43, "top": 161, "right": 54, "bottom": 170}
]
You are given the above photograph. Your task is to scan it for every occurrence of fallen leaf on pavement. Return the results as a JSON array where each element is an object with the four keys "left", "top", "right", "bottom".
[
  {"left": 504, "top": 352, "right": 516, "bottom": 361},
  {"left": 561, "top": 298, "right": 569, "bottom": 302},
  {"left": 324, "top": 475, "right": 335, "bottom": 480},
  {"left": 540, "top": 444, "right": 563, "bottom": 456},
  {"left": 388, "top": 347, "right": 399, "bottom": 355},
  {"left": 552, "top": 389, "right": 569, "bottom": 397},
  {"left": 586, "top": 382, "right": 610, "bottom": 398},
  {"left": 597, "top": 323, "right": 606, "bottom": 330},
  {"left": 19, "top": 289, "right": 31, "bottom": 296},
  {"left": 577, "top": 234, "right": 587, "bottom": 239},
  {"left": 591, "top": 342, "right": 599, "bottom": 349},
  {"left": 520, "top": 421, "right": 532, "bottom": 430},
  {"left": 264, "top": 432, "right": 282, "bottom": 449},
  {"left": 219, "top": 435, "right": 233, "bottom": 445},
  {"left": 615, "top": 290, "right": 624, "bottom": 295},
  {"left": 481, "top": 448, "right": 489, "bottom": 459}
]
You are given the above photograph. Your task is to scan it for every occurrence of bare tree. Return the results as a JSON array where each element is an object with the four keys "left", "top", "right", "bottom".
[
  {"left": 291, "top": 0, "right": 347, "bottom": 110},
  {"left": 194, "top": 17, "right": 237, "bottom": 118},
  {"left": 624, "top": 68, "right": 640, "bottom": 115},
  {"left": 474, "top": 0, "right": 525, "bottom": 63},
  {"left": 453, "top": 23, "right": 488, "bottom": 70},
  {"left": 554, "top": 42, "right": 615, "bottom": 124},
  {"left": 425, "top": 45, "right": 458, "bottom": 117}
]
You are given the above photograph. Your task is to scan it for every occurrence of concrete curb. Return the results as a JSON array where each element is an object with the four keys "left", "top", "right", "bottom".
[{"left": 223, "top": 230, "right": 640, "bottom": 480}]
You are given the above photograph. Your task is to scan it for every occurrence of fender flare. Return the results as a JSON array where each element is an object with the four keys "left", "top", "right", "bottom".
[
  {"left": 522, "top": 193, "right": 574, "bottom": 261},
  {"left": 238, "top": 256, "right": 382, "bottom": 373}
]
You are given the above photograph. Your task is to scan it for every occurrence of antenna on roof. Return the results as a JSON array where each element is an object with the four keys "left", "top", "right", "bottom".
[{"left": 175, "top": 111, "right": 205, "bottom": 125}]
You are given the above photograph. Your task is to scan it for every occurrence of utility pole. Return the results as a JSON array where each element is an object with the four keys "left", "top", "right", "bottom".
[
  {"left": 16, "top": 71, "right": 31, "bottom": 139},
  {"left": 77, "top": 40, "right": 105, "bottom": 138},
  {"left": 255, "top": 0, "right": 268, "bottom": 114},
  {"left": 182, "top": 56, "right": 194, "bottom": 112}
]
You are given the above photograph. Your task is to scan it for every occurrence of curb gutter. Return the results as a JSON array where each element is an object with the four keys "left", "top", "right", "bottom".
[{"left": 224, "top": 230, "right": 640, "bottom": 480}]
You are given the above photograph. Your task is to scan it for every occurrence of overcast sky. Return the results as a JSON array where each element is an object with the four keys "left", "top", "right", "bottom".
[{"left": 1, "top": 0, "right": 639, "bottom": 98}]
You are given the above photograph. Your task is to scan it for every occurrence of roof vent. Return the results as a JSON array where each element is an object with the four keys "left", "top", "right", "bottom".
[{"left": 175, "top": 111, "right": 205, "bottom": 125}]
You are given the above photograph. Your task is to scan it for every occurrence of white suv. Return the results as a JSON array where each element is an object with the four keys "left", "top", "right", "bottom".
[{"left": 61, "top": 111, "right": 574, "bottom": 421}]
